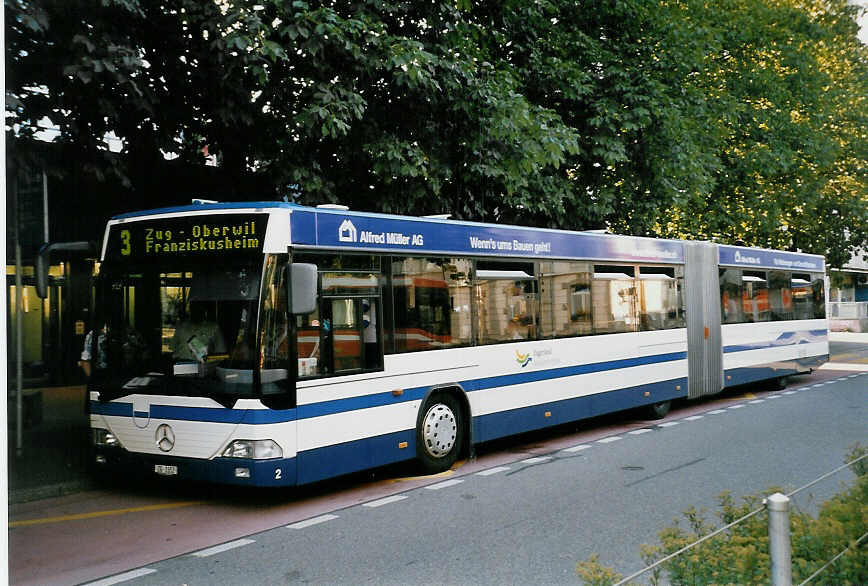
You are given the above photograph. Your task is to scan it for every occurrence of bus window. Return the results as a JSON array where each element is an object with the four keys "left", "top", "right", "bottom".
[
  {"left": 259, "top": 255, "right": 290, "bottom": 392},
  {"left": 638, "top": 266, "right": 684, "bottom": 330},
  {"left": 742, "top": 270, "right": 769, "bottom": 323},
  {"left": 474, "top": 261, "right": 538, "bottom": 344},
  {"left": 296, "top": 306, "right": 322, "bottom": 377},
  {"left": 296, "top": 261, "right": 384, "bottom": 377},
  {"left": 539, "top": 261, "right": 592, "bottom": 338},
  {"left": 329, "top": 297, "right": 363, "bottom": 372},
  {"left": 592, "top": 265, "right": 637, "bottom": 334},
  {"left": 791, "top": 273, "right": 814, "bottom": 319},
  {"left": 811, "top": 273, "right": 826, "bottom": 319},
  {"left": 768, "top": 270, "right": 794, "bottom": 321},
  {"left": 719, "top": 268, "right": 744, "bottom": 324},
  {"left": 391, "top": 257, "right": 472, "bottom": 352}
]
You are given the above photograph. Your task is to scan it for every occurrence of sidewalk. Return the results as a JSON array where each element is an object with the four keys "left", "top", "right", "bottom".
[
  {"left": 7, "top": 385, "right": 95, "bottom": 504},
  {"left": 828, "top": 331, "right": 868, "bottom": 343}
]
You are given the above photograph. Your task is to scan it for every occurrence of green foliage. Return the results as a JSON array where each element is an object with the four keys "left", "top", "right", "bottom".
[
  {"left": 577, "top": 444, "right": 868, "bottom": 586},
  {"left": 5, "top": 0, "right": 867, "bottom": 263},
  {"left": 651, "top": 0, "right": 868, "bottom": 267},
  {"left": 576, "top": 554, "right": 627, "bottom": 586}
]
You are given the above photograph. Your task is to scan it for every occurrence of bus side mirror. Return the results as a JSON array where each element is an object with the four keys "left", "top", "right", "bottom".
[
  {"left": 35, "top": 241, "right": 95, "bottom": 299},
  {"left": 289, "top": 263, "right": 317, "bottom": 315}
]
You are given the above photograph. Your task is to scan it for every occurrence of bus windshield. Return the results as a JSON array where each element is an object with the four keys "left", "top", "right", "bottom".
[{"left": 89, "top": 260, "right": 267, "bottom": 404}]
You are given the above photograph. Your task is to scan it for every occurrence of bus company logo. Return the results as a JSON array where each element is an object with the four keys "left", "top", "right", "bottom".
[
  {"left": 338, "top": 219, "right": 358, "bottom": 243},
  {"left": 734, "top": 250, "right": 761, "bottom": 265},
  {"left": 515, "top": 351, "right": 533, "bottom": 368},
  {"left": 155, "top": 423, "right": 176, "bottom": 452}
]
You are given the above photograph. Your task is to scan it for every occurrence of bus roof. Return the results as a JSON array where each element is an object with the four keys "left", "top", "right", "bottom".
[{"left": 108, "top": 201, "right": 824, "bottom": 270}]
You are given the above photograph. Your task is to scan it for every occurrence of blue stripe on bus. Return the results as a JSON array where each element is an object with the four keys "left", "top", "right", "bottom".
[
  {"left": 297, "top": 429, "right": 415, "bottom": 485},
  {"left": 149, "top": 405, "right": 248, "bottom": 424},
  {"left": 474, "top": 377, "right": 687, "bottom": 443},
  {"left": 298, "top": 350, "right": 688, "bottom": 420},
  {"left": 91, "top": 401, "right": 297, "bottom": 424},
  {"left": 462, "top": 351, "right": 687, "bottom": 394},
  {"left": 91, "top": 330, "right": 825, "bottom": 425},
  {"left": 91, "top": 348, "right": 686, "bottom": 424}
]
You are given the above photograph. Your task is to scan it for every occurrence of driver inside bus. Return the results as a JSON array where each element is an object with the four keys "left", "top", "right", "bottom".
[{"left": 170, "top": 301, "right": 227, "bottom": 362}]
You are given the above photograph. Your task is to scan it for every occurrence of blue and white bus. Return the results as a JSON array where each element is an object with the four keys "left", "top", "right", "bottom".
[{"left": 72, "top": 201, "right": 827, "bottom": 486}]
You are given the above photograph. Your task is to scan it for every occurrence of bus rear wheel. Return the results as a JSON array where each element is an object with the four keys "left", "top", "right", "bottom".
[
  {"left": 416, "top": 393, "right": 463, "bottom": 474},
  {"left": 645, "top": 400, "right": 671, "bottom": 420}
]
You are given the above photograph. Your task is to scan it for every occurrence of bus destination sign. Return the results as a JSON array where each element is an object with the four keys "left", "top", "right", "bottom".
[{"left": 106, "top": 214, "right": 267, "bottom": 262}]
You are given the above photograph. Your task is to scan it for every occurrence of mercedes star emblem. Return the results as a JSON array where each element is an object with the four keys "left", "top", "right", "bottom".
[{"left": 155, "top": 423, "right": 176, "bottom": 452}]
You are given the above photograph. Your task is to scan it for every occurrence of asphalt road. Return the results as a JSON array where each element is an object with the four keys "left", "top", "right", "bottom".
[{"left": 100, "top": 371, "right": 865, "bottom": 585}]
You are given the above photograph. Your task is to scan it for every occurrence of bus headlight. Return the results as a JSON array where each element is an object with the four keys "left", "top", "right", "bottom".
[
  {"left": 221, "top": 439, "right": 283, "bottom": 460},
  {"left": 93, "top": 428, "right": 120, "bottom": 447}
]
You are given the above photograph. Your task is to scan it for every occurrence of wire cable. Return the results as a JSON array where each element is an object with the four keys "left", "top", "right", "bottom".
[{"left": 786, "top": 453, "right": 867, "bottom": 499}]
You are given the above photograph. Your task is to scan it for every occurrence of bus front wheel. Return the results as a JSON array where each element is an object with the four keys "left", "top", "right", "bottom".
[{"left": 416, "top": 393, "right": 463, "bottom": 474}]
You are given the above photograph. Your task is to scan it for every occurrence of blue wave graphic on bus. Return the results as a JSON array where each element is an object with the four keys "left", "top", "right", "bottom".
[{"left": 723, "top": 329, "right": 827, "bottom": 354}]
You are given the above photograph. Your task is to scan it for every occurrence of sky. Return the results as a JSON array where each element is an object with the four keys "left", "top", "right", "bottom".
[{"left": 855, "top": 1, "right": 868, "bottom": 43}]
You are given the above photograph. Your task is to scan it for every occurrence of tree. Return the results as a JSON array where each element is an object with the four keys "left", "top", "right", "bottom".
[
  {"left": 651, "top": 0, "right": 868, "bottom": 267},
  {"left": 6, "top": 0, "right": 867, "bottom": 264}
]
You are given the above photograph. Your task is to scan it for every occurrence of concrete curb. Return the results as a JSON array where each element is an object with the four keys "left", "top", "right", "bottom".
[{"left": 9, "top": 478, "right": 96, "bottom": 505}]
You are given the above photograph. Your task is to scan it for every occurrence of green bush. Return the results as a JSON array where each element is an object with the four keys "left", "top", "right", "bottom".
[{"left": 577, "top": 444, "right": 867, "bottom": 585}]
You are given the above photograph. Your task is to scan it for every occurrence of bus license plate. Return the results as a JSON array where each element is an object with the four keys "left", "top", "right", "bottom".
[{"left": 154, "top": 464, "right": 178, "bottom": 476}]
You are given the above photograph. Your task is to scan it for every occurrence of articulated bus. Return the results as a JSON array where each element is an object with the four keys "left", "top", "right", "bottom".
[{"left": 67, "top": 201, "right": 828, "bottom": 486}]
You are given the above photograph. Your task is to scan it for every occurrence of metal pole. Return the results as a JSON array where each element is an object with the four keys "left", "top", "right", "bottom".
[
  {"left": 15, "top": 241, "right": 24, "bottom": 457},
  {"left": 11, "top": 161, "right": 25, "bottom": 456},
  {"left": 767, "top": 492, "right": 792, "bottom": 586},
  {"left": 43, "top": 169, "right": 49, "bottom": 242}
]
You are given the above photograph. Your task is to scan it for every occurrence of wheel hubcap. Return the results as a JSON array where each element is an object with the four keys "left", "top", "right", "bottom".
[{"left": 422, "top": 403, "right": 457, "bottom": 458}]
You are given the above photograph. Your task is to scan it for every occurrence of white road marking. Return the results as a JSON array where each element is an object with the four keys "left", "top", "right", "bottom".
[
  {"left": 426, "top": 479, "right": 465, "bottom": 490},
  {"left": 477, "top": 466, "right": 511, "bottom": 476},
  {"left": 811, "top": 384, "right": 824, "bottom": 388},
  {"left": 287, "top": 514, "right": 339, "bottom": 529},
  {"left": 84, "top": 569, "right": 158, "bottom": 586},
  {"left": 520, "top": 456, "right": 552, "bottom": 465},
  {"left": 191, "top": 539, "right": 255, "bottom": 558},
  {"left": 684, "top": 415, "right": 704, "bottom": 421},
  {"left": 658, "top": 422, "right": 680, "bottom": 428},
  {"left": 748, "top": 400, "right": 765, "bottom": 404},
  {"left": 562, "top": 444, "right": 591, "bottom": 453},
  {"left": 783, "top": 391, "right": 797, "bottom": 395},
  {"left": 767, "top": 395, "right": 781, "bottom": 399},
  {"left": 708, "top": 409, "right": 727, "bottom": 414},
  {"left": 728, "top": 404, "right": 745, "bottom": 410},
  {"left": 628, "top": 429, "right": 653, "bottom": 435},
  {"left": 597, "top": 437, "right": 622, "bottom": 444},
  {"left": 363, "top": 495, "right": 408, "bottom": 508}
]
